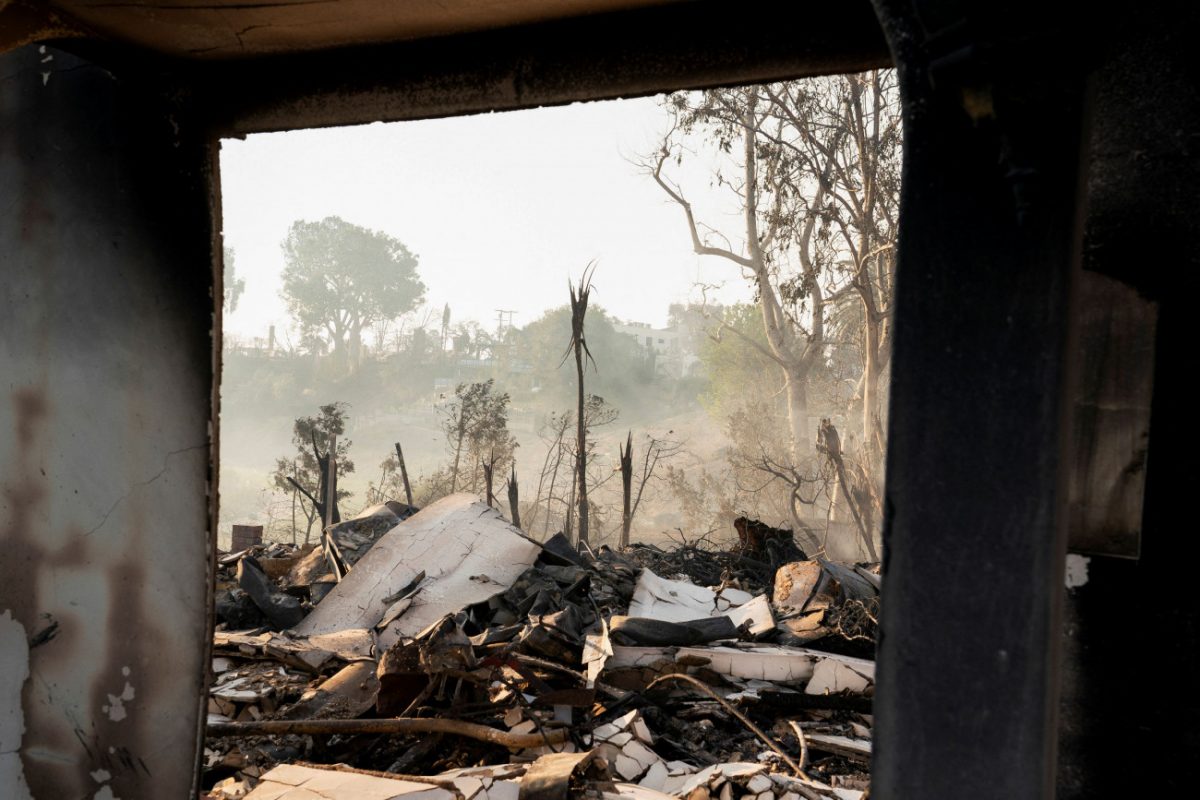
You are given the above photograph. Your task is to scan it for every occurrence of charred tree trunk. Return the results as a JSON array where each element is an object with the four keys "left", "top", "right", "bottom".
[
  {"left": 483, "top": 456, "right": 495, "bottom": 508},
  {"left": 574, "top": 355, "right": 588, "bottom": 545},
  {"left": 321, "top": 435, "right": 345, "bottom": 580},
  {"left": 314, "top": 433, "right": 341, "bottom": 525},
  {"left": 568, "top": 269, "right": 595, "bottom": 546},
  {"left": 287, "top": 431, "right": 341, "bottom": 528},
  {"left": 620, "top": 431, "right": 633, "bottom": 548},
  {"left": 507, "top": 465, "right": 521, "bottom": 529},
  {"left": 563, "top": 477, "right": 575, "bottom": 543},
  {"left": 449, "top": 427, "right": 465, "bottom": 493}
]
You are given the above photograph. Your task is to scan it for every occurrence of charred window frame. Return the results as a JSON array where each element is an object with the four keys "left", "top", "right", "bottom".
[{"left": 5, "top": 1, "right": 1195, "bottom": 798}]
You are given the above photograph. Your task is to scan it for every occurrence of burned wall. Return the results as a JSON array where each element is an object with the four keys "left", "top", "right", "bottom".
[
  {"left": 1057, "top": 5, "right": 1200, "bottom": 795},
  {"left": 0, "top": 45, "right": 215, "bottom": 798}
]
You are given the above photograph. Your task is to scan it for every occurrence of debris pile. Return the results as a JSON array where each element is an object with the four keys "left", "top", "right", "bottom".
[{"left": 203, "top": 495, "right": 880, "bottom": 800}]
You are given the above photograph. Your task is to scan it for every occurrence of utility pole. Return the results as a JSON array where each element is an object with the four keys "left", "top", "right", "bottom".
[{"left": 494, "top": 309, "right": 516, "bottom": 336}]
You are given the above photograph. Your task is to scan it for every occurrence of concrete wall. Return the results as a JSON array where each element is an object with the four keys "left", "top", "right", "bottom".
[{"left": 0, "top": 45, "right": 215, "bottom": 799}]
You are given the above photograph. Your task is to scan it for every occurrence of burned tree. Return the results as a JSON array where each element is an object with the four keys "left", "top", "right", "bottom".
[
  {"left": 565, "top": 265, "right": 598, "bottom": 545},
  {"left": 649, "top": 90, "right": 833, "bottom": 457},
  {"left": 619, "top": 430, "right": 683, "bottom": 548},
  {"left": 271, "top": 403, "right": 354, "bottom": 544},
  {"left": 507, "top": 465, "right": 521, "bottom": 528},
  {"left": 440, "top": 379, "right": 517, "bottom": 494},
  {"left": 649, "top": 72, "right": 899, "bottom": 468},
  {"left": 619, "top": 432, "right": 633, "bottom": 547},
  {"left": 526, "top": 396, "right": 617, "bottom": 537}
]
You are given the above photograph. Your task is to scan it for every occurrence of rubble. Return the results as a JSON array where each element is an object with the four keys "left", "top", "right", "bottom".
[
  {"left": 295, "top": 493, "right": 541, "bottom": 644},
  {"left": 204, "top": 495, "right": 879, "bottom": 800},
  {"left": 239, "top": 557, "right": 307, "bottom": 630}
]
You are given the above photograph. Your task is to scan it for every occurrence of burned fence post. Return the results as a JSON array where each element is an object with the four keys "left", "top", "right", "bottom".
[{"left": 394, "top": 441, "right": 414, "bottom": 507}]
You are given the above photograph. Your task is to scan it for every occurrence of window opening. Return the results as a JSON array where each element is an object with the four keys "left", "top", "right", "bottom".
[{"left": 209, "top": 70, "right": 899, "bottom": 797}]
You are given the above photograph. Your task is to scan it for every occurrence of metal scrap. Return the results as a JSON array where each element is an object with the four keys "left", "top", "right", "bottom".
[{"left": 203, "top": 500, "right": 878, "bottom": 799}]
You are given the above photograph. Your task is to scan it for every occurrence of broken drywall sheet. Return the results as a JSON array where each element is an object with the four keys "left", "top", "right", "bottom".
[
  {"left": 583, "top": 623, "right": 613, "bottom": 688},
  {"left": 805, "top": 658, "right": 874, "bottom": 695},
  {"left": 609, "top": 644, "right": 815, "bottom": 682},
  {"left": 0, "top": 610, "right": 34, "bottom": 800},
  {"left": 246, "top": 762, "right": 533, "bottom": 800},
  {"left": 295, "top": 494, "right": 540, "bottom": 648},
  {"left": 609, "top": 644, "right": 875, "bottom": 687},
  {"left": 628, "top": 570, "right": 773, "bottom": 635},
  {"left": 245, "top": 763, "right": 455, "bottom": 800}
]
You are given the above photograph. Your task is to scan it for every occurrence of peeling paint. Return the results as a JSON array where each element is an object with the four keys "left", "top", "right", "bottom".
[
  {"left": 101, "top": 681, "right": 136, "bottom": 723},
  {"left": 1065, "top": 554, "right": 1091, "bottom": 589},
  {"left": 0, "top": 610, "right": 34, "bottom": 800}
]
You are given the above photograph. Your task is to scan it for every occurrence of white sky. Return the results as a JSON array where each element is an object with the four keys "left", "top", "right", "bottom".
[{"left": 218, "top": 95, "right": 756, "bottom": 343}]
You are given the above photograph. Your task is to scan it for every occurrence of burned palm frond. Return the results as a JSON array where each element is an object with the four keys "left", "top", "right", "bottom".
[{"left": 559, "top": 260, "right": 599, "bottom": 372}]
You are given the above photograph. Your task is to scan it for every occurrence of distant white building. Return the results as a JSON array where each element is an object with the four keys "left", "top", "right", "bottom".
[{"left": 612, "top": 318, "right": 700, "bottom": 379}]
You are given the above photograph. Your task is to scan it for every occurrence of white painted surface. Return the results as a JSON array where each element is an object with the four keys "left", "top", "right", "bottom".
[
  {"left": 0, "top": 611, "right": 34, "bottom": 800},
  {"left": 629, "top": 570, "right": 773, "bottom": 634},
  {"left": 295, "top": 494, "right": 540, "bottom": 647},
  {"left": 1065, "top": 554, "right": 1091, "bottom": 588}
]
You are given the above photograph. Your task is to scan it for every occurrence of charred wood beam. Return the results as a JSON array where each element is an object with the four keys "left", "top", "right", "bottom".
[
  {"left": 869, "top": 2, "right": 1089, "bottom": 799},
  {"left": 206, "top": 717, "right": 569, "bottom": 749},
  {"left": 45, "top": 1, "right": 888, "bottom": 136}
]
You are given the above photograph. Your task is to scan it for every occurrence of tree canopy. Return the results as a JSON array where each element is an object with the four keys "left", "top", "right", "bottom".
[
  {"left": 281, "top": 216, "right": 426, "bottom": 372},
  {"left": 649, "top": 71, "right": 899, "bottom": 459},
  {"left": 504, "top": 304, "right": 655, "bottom": 413},
  {"left": 699, "top": 303, "right": 787, "bottom": 421},
  {"left": 441, "top": 379, "right": 518, "bottom": 494}
]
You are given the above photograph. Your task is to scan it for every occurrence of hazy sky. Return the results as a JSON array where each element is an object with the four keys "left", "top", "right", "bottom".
[{"left": 218, "top": 95, "right": 756, "bottom": 343}]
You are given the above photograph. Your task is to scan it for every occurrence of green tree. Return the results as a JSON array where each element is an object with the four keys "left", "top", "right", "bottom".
[
  {"left": 647, "top": 71, "right": 900, "bottom": 459},
  {"left": 441, "top": 379, "right": 517, "bottom": 493},
  {"left": 698, "top": 303, "right": 787, "bottom": 422},
  {"left": 271, "top": 402, "right": 355, "bottom": 545},
  {"left": 281, "top": 216, "right": 426, "bottom": 374}
]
